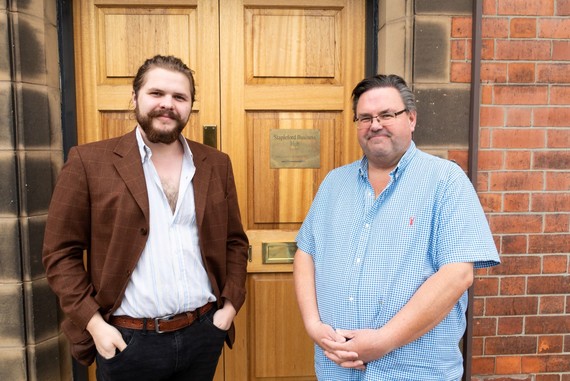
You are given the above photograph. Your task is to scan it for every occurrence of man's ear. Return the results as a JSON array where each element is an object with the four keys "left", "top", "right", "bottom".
[
  {"left": 132, "top": 91, "right": 137, "bottom": 106},
  {"left": 408, "top": 110, "right": 417, "bottom": 132}
]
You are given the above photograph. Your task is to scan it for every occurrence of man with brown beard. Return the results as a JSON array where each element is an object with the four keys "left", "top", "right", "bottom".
[{"left": 43, "top": 55, "right": 249, "bottom": 381}]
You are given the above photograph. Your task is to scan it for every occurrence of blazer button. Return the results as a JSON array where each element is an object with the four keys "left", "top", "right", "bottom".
[{"left": 140, "top": 228, "right": 148, "bottom": 235}]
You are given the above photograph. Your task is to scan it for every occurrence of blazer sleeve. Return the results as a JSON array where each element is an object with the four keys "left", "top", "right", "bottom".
[{"left": 42, "top": 147, "right": 100, "bottom": 332}]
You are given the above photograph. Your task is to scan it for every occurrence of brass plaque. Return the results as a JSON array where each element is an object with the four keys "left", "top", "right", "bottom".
[
  {"left": 262, "top": 242, "right": 297, "bottom": 264},
  {"left": 270, "top": 129, "right": 320, "bottom": 168}
]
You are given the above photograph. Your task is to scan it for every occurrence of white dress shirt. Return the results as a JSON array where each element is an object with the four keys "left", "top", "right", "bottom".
[{"left": 114, "top": 128, "right": 216, "bottom": 318}]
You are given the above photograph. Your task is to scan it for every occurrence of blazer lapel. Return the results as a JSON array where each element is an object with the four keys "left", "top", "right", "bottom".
[
  {"left": 113, "top": 129, "right": 149, "bottom": 220},
  {"left": 188, "top": 141, "right": 211, "bottom": 228}
]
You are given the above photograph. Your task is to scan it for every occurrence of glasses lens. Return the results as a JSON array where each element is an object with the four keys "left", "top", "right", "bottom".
[{"left": 356, "top": 117, "right": 371, "bottom": 129}]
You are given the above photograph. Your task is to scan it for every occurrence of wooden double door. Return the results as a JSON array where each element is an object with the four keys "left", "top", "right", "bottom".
[{"left": 73, "top": 0, "right": 365, "bottom": 379}]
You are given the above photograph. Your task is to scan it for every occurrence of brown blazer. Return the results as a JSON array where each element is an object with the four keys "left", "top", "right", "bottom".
[{"left": 42, "top": 129, "right": 249, "bottom": 366}]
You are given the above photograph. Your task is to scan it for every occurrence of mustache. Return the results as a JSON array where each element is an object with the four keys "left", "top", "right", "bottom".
[
  {"left": 368, "top": 131, "right": 391, "bottom": 138},
  {"left": 147, "top": 109, "right": 179, "bottom": 119}
]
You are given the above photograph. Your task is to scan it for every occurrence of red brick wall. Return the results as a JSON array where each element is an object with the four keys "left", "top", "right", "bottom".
[{"left": 451, "top": 0, "right": 570, "bottom": 379}]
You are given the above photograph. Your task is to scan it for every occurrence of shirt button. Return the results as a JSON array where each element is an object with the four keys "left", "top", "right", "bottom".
[
  {"left": 348, "top": 297, "right": 354, "bottom": 302},
  {"left": 356, "top": 258, "right": 361, "bottom": 264},
  {"left": 365, "top": 223, "right": 370, "bottom": 229}
]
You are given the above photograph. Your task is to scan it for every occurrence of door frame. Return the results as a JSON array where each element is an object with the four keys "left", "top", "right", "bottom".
[{"left": 55, "top": 1, "right": 88, "bottom": 376}]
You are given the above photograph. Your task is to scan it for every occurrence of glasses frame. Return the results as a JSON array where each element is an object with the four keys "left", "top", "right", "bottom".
[{"left": 354, "top": 108, "right": 408, "bottom": 129}]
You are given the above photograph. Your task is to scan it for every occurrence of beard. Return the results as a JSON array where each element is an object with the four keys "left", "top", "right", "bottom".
[{"left": 135, "top": 106, "right": 187, "bottom": 144}]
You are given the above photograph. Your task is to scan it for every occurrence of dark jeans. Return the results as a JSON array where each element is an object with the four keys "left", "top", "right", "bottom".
[{"left": 96, "top": 307, "right": 227, "bottom": 381}]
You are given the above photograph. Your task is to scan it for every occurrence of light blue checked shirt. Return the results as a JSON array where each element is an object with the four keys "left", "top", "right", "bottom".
[{"left": 296, "top": 142, "right": 500, "bottom": 381}]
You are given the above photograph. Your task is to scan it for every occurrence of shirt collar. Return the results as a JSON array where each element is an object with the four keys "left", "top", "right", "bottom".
[
  {"left": 358, "top": 141, "right": 417, "bottom": 179},
  {"left": 135, "top": 126, "right": 193, "bottom": 163}
]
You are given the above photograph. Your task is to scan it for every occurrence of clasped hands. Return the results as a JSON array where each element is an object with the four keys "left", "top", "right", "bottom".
[{"left": 309, "top": 321, "right": 388, "bottom": 371}]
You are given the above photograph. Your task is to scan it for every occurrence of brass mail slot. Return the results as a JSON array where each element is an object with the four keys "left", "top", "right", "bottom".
[{"left": 262, "top": 242, "right": 297, "bottom": 264}]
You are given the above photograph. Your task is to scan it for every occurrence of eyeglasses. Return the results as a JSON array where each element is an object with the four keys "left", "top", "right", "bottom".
[{"left": 354, "top": 109, "right": 408, "bottom": 129}]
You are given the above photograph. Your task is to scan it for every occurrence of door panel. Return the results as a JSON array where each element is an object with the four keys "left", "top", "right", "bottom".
[
  {"left": 249, "top": 111, "right": 337, "bottom": 228},
  {"left": 220, "top": 1, "right": 364, "bottom": 379},
  {"left": 73, "top": 1, "right": 365, "bottom": 379},
  {"left": 250, "top": 274, "right": 314, "bottom": 379}
]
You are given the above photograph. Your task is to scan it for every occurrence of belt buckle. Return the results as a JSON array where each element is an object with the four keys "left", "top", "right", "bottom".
[{"left": 154, "top": 314, "right": 175, "bottom": 334}]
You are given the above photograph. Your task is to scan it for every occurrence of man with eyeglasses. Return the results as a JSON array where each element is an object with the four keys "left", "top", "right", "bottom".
[{"left": 294, "top": 74, "right": 500, "bottom": 380}]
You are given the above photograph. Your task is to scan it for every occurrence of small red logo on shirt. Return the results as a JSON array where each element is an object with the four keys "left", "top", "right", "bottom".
[{"left": 409, "top": 217, "right": 415, "bottom": 226}]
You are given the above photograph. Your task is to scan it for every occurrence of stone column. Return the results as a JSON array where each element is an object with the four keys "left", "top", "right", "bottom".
[{"left": 0, "top": 2, "right": 70, "bottom": 380}]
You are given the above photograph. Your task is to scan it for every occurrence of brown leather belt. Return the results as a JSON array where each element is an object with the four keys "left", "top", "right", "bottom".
[{"left": 109, "top": 302, "right": 215, "bottom": 333}]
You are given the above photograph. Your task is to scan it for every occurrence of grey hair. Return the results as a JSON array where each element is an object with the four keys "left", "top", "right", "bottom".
[{"left": 351, "top": 74, "right": 416, "bottom": 120}]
